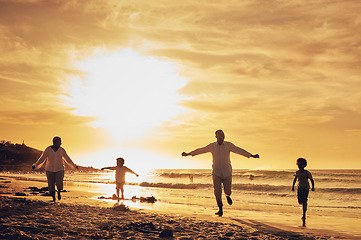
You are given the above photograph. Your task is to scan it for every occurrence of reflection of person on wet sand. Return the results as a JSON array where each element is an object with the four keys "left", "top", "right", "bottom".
[
  {"left": 101, "top": 157, "right": 139, "bottom": 200},
  {"left": 32, "top": 136, "right": 78, "bottom": 202},
  {"left": 182, "top": 129, "right": 259, "bottom": 216},
  {"left": 292, "top": 158, "right": 315, "bottom": 227}
]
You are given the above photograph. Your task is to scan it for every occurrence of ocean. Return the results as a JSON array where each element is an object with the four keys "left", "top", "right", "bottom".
[{"left": 2, "top": 169, "right": 361, "bottom": 237}]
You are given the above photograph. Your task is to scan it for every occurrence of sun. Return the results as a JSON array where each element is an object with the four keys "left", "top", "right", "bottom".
[{"left": 65, "top": 48, "right": 187, "bottom": 143}]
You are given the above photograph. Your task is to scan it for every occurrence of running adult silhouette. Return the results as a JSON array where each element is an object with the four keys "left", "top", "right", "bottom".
[
  {"left": 32, "top": 136, "right": 78, "bottom": 202},
  {"left": 182, "top": 130, "right": 259, "bottom": 216}
]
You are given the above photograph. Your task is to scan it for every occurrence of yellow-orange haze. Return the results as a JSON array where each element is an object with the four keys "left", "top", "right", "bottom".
[{"left": 1, "top": 0, "right": 361, "bottom": 170}]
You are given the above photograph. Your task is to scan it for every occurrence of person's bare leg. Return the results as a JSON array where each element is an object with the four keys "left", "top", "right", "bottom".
[
  {"left": 121, "top": 187, "right": 125, "bottom": 199},
  {"left": 224, "top": 176, "right": 233, "bottom": 205},
  {"left": 213, "top": 175, "right": 223, "bottom": 216},
  {"left": 302, "top": 203, "right": 307, "bottom": 219},
  {"left": 116, "top": 188, "right": 120, "bottom": 199}
]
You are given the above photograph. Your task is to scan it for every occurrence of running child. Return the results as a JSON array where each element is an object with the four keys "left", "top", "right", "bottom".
[
  {"left": 101, "top": 157, "right": 139, "bottom": 200},
  {"left": 292, "top": 157, "right": 315, "bottom": 226}
]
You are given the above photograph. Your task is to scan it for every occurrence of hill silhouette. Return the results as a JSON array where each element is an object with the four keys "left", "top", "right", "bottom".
[
  {"left": 0, "top": 140, "right": 99, "bottom": 172},
  {"left": 0, "top": 141, "right": 42, "bottom": 171}
]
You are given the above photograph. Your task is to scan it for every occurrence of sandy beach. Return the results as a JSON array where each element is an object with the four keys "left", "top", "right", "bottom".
[
  {"left": 1, "top": 174, "right": 357, "bottom": 240},
  {"left": 0, "top": 195, "right": 337, "bottom": 240}
]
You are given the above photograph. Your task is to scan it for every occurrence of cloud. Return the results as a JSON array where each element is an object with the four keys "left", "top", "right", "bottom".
[
  {"left": 0, "top": 109, "right": 94, "bottom": 126},
  {"left": 1, "top": 0, "right": 361, "bottom": 167}
]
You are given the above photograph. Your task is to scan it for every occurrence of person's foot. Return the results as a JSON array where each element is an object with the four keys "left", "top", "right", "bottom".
[
  {"left": 215, "top": 208, "right": 223, "bottom": 216},
  {"left": 226, "top": 196, "right": 233, "bottom": 205},
  {"left": 50, "top": 192, "right": 56, "bottom": 202},
  {"left": 58, "top": 190, "right": 61, "bottom": 200}
]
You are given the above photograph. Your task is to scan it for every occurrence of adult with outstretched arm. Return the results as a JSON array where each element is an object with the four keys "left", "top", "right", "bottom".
[
  {"left": 182, "top": 129, "right": 259, "bottom": 216},
  {"left": 32, "top": 136, "right": 78, "bottom": 202}
]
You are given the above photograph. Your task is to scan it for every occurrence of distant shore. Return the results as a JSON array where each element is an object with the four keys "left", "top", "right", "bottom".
[{"left": 1, "top": 174, "right": 356, "bottom": 239}]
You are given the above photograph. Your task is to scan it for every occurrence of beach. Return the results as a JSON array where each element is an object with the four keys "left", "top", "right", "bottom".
[
  {"left": 0, "top": 195, "right": 327, "bottom": 240},
  {"left": 1, "top": 172, "right": 358, "bottom": 240}
]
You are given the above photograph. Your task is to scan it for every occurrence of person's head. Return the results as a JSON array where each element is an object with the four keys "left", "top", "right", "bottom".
[
  {"left": 215, "top": 129, "right": 225, "bottom": 145},
  {"left": 52, "top": 136, "right": 62, "bottom": 148},
  {"left": 116, "top": 157, "right": 125, "bottom": 167},
  {"left": 297, "top": 158, "right": 307, "bottom": 169}
]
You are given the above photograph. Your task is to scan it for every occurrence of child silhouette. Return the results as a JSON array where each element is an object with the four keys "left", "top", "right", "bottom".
[
  {"left": 292, "top": 158, "right": 315, "bottom": 226},
  {"left": 101, "top": 157, "right": 139, "bottom": 200}
]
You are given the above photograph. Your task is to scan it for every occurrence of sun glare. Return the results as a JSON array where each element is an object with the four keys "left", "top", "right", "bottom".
[
  {"left": 66, "top": 49, "right": 186, "bottom": 142},
  {"left": 63, "top": 49, "right": 188, "bottom": 171}
]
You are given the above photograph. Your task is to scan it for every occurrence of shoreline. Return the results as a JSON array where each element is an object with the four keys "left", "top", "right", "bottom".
[{"left": 1, "top": 174, "right": 359, "bottom": 239}]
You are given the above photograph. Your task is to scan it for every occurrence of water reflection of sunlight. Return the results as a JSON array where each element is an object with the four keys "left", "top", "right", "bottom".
[
  {"left": 86, "top": 172, "right": 150, "bottom": 197},
  {"left": 94, "top": 172, "right": 114, "bottom": 181},
  {"left": 81, "top": 171, "right": 160, "bottom": 210},
  {"left": 94, "top": 184, "right": 158, "bottom": 210}
]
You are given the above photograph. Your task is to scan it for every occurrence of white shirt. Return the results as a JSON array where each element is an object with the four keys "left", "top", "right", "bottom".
[
  {"left": 189, "top": 141, "right": 251, "bottom": 178},
  {"left": 33, "top": 146, "right": 77, "bottom": 172}
]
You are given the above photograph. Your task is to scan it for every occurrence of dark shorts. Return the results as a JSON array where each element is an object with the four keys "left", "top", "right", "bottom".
[
  {"left": 116, "top": 181, "right": 125, "bottom": 190},
  {"left": 297, "top": 188, "right": 309, "bottom": 204}
]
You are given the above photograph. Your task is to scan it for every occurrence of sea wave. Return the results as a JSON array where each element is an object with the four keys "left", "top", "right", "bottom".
[
  {"left": 4, "top": 171, "right": 361, "bottom": 195},
  {"left": 157, "top": 170, "right": 295, "bottom": 179},
  {"left": 135, "top": 181, "right": 361, "bottom": 195},
  {"left": 320, "top": 187, "right": 361, "bottom": 194},
  {"left": 136, "top": 182, "right": 292, "bottom": 192},
  {"left": 138, "top": 182, "right": 212, "bottom": 189},
  {"left": 158, "top": 172, "right": 209, "bottom": 178}
]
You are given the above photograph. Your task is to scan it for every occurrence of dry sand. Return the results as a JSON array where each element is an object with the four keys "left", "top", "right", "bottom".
[{"left": 0, "top": 176, "right": 355, "bottom": 240}]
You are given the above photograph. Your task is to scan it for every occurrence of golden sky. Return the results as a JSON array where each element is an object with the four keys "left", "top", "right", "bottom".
[{"left": 1, "top": 0, "right": 361, "bottom": 170}]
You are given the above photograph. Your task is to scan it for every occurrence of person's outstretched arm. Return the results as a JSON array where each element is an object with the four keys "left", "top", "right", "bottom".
[
  {"left": 62, "top": 149, "right": 78, "bottom": 169},
  {"left": 101, "top": 166, "right": 116, "bottom": 170},
  {"left": 182, "top": 144, "right": 212, "bottom": 157},
  {"left": 126, "top": 167, "right": 139, "bottom": 177},
  {"left": 229, "top": 143, "right": 259, "bottom": 158},
  {"left": 32, "top": 148, "right": 49, "bottom": 170},
  {"left": 292, "top": 175, "right": 297, "bottom": 191}
]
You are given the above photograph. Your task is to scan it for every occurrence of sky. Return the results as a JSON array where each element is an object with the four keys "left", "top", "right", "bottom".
[{"left": 1, "top": 0, "right": 361, "bottom": 170}]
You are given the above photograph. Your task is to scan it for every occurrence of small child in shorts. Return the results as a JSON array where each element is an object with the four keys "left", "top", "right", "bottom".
[
  {"left": 292, "top": 158, "right": 315, "bottom": 225},
  {"left": 101, "top": 157, "right": 139, "bottom": 200}
]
